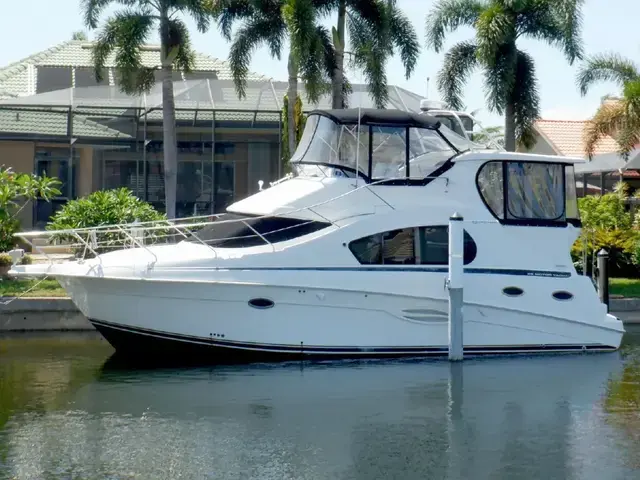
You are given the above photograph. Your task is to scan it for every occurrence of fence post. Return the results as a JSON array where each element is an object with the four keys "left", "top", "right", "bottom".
[
  {"left": 448, "top": 213, "right": 464, "bottom": 361},
  {"left": 597, "top": 248, "right": 609, "bottom": 311}
]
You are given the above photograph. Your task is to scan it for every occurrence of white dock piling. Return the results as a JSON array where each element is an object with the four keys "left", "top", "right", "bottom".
[{"left": 448, "top": 213, "right": 464, "bottom": 361}]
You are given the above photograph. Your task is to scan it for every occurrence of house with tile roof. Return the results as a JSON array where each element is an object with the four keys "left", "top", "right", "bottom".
[
  {"left": 0, "top": 40, "right": 427, "bottom": 229},
  {"left": 522, "top": 118, "right": 639, "bottom": 195}
]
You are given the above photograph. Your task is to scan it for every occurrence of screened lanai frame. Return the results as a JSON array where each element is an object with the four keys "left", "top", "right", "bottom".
[{"left": 0, "top": 78, "right": 426, "bottom": 222}]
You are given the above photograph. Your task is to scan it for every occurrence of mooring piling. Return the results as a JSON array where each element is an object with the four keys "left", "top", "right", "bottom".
[{"left": 448, "top": 212, "right": 464, "bottom": 361}]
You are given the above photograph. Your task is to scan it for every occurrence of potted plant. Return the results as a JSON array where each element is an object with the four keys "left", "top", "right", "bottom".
[
  {"left": 0, "top": 252, "right": 33, "bottom": 278},
  {"left": 0, "top": 253, "right": 12, "bottom": 278}
]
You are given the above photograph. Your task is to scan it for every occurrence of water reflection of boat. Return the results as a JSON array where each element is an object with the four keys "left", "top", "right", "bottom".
[{"left": 2, "top": 353, "right": 632, "bottom": 479}]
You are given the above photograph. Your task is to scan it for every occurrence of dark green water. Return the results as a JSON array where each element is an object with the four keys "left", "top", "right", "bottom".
[{"left": 1, "top": 329, "right": 640, "bottom": 480}]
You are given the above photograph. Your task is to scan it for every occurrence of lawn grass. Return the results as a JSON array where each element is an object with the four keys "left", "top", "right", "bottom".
[
  {"left": 0, "top": 278, "right": 67, "bottom": 297},
  {"left": 610, "top": 278, "right": 640, "bottom": 298},
  {"left": 1, "top": 277, "right": 640, "bottom": 299}
]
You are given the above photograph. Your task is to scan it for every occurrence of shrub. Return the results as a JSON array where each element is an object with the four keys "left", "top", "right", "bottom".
[
  {"left": 47, "top": 188, "right": 166, "bottom": 256},
  {"left": 572, "top": 192, "right": 640, "bottom": 277},
  {"left": 0, "top": 167, "right": 61, "bottom": 252},
  {"left": 0, "top": 253, "right": 12, "bottom": 267}
]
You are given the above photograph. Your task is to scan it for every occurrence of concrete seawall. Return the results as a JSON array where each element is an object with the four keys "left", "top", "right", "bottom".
[
  {"left": 0, "top": 298, "right": 93, "bottom": 331},
  {"left": 1, "top": 297, "right": 640, "bottom": 332}
]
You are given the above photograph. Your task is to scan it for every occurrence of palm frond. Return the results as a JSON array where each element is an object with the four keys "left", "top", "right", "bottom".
[
  {"left": 346, "top": 0, "right": 385, "bottom": 29},
  {"left": 388, "top": 3, "right": 420, "bottom": 79},
  {"left": 348, "top": 12, "right": 388, "bottom": 108},
  {"left": 299, "top": 25, "right": 334, "bottom": 103},
  {"left": 212, "top": 0, "right": 254, "bottom": 40},
  {"left": 165, "top": 18, "right": 196, "bottom": 73},
  {"left": 511, "top": 48, "right": 540, "bottom": 149},
  {"left": 583, "top": 102, "right": 627, "bottom": 159},
  {"left": 284, "top": 0, "right": 318, "bottom": 72},
  {"left": 172, "top": 0, "right": 213, "bottom": 33},
  {"left": 436, "top": 40, "right": 478, "bottom": 111},
  {"left": 228, "top": 16, "right": 286, "bottom": 98},
  {"left": 577, "top": 53, "right": 640, "bottom": 96},
  {"left": 94, "top": 8, "right": 156, "bottom": 94},
  {"left": 615, "top": 121, "right": 640, "bottom": 160},
  {"left": 425, "top": 0, "right": 484, "bottom": 52},
  {"left": 584, "top": 95, "right": 640, "bottom": 160},
  {"left": 482, "top": 44, "right": 514, "bottom": 114},
  {"left": 81, "top": 0, "right": 138, "bottom": 29},
  {"left": 550, "top": 0, "right": 584, "bottom": 63},
  {"left": 475, "top": 3, "right": 513, "bottom": 66}
]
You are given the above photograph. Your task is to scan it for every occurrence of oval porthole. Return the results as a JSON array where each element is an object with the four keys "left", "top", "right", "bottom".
[
  {"left": 552, "top": 291, "right": 573, "bottom": 301},
  {"left": 248, "top": 298, "right": 275, "bottom": 309},
  {"left": 502, "top": 286, "right": 524, "bottom": 297}
]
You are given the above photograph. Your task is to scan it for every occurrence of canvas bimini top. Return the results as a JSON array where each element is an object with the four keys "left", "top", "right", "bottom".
[{"left": 307, "top": 108, "right": 441, "bottom": 130}]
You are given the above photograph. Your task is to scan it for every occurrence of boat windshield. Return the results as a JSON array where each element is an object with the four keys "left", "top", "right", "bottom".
[{"left": 290, "top": 114, "right": 459, "bottom": 182}]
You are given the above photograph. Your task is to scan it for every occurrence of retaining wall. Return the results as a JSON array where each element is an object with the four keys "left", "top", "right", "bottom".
[{"left": 0, "top": 298, "right": 93, "bottom": 331}]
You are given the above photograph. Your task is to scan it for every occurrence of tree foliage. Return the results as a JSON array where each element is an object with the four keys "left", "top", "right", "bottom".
[
  {"left": 577, "top": 53, "right": 640, "bottom": 159},
  {"left": 0, "top": 167, "right": 60, "bottom": 252},
  {"left": 213, "top": 0, "right": 334, "bottom": 102},
  {"left": 340, "top": 0, "right": 420, "bottom": 108},
  {"left": 572, "top": 192, "right": 639, "bottom": 277},
  {"left": 47, "top": 188, "right": 166, "bottom": 256},
  {"left": 426, "top": 0, "right": 584, "bottom": 151},
  {"left": 281, "top": 94, "right": 306, "bottom": 165},
  {"left": 81, "top": 0, "right": 213, "bottom": 219}
]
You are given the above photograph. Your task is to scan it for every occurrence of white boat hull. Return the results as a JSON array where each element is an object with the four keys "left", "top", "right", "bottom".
[{"left": 55, "top": 271, "right": 623, "bottom": 360}]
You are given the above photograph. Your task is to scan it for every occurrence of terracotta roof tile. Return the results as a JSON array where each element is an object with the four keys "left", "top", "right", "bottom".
[{"left": 534, "top": 119, "right": 619, "bottom": 157}]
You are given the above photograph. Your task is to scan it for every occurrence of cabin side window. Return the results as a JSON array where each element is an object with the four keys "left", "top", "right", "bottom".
[
  {"left": 348, "top": 227, "right": 477, "bottom": 265},
  {"left": 186, "top": 214, "right": 331, "bottom": 247},
  {"left": 477, "top": 161, "right": 577, "bottom": 224}
]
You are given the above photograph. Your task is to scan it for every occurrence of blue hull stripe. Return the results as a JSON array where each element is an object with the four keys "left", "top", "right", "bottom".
[{"left": 185, "top": 266, "right": 571, "bottom": 278}]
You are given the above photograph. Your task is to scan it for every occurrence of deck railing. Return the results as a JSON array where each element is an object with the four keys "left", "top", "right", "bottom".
[{"left": 13, "top": 174, "right": 452, "bottom": 267}]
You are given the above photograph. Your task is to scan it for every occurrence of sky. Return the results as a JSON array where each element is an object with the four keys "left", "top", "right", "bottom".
[{"left": 2, "top": 0, "right": 640, "bottom": 128}]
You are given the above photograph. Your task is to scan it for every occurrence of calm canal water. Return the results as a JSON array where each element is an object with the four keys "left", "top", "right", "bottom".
[{"left": 1, "top": 329, "right": 640, "bottom": 480}]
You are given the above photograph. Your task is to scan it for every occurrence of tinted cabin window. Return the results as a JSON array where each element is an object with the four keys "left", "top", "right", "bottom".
[
  {"left": 187, "top": 214, "right": 330, "bottom": 247},
  {"left": 349, "top": 227, "right": 477, "bottom": 266},
  {"left": 419, "top": 227, "right": 477, "bottom": 265},
  {"left": 477, "top": 161, "right": 569, "bottom": 223}
]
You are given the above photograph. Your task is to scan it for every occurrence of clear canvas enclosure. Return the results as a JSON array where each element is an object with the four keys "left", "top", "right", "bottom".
[{"left": 289, "top": 111, "right": 467, "bottom": 183}]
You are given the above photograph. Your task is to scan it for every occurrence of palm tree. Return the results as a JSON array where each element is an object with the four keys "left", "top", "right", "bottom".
[
  {"left": 577, "top": 53, "right": 640, "bottom": 159},
  {"left": 426, "top": 0, "right": 584, "bottom": 151},
  {"left": 213, "top": 0, "right": 339, "bottom": 159},
  {"left": 329, "top": 0, "right": 420, "bottom": 109},
  {"left": 81, "top": 0, "right": 212, "bottom": 220}
]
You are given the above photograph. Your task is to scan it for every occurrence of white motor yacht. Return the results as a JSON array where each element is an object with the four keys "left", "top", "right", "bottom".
[{"left": 10, "top": 108, "right": 625, "bottom": 360}]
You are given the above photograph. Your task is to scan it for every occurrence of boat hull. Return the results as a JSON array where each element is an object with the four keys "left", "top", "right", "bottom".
[
  {"left": 90, "top": 317, "right": 617, "bottom": 364},
  {"left": 52, "top": 274, "right": 624, "bottom": 363}
]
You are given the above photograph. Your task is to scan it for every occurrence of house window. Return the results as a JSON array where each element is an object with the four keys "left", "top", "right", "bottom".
[
  {"left": 36, "top": 66, "right": 73, "bottom": 93},
  {"left": 349, "top": 226, "right": 477, "bottom": 266}
]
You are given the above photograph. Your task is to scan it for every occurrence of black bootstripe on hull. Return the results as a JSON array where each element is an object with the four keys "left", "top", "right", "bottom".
[{"left": 90, "top": 319, "right": 616, "bottom": 360}]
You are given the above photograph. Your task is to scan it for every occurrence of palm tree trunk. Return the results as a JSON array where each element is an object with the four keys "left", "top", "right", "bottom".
[
  {"left": 160, "top": 20, "right": 178, "bottom": 220},
  {"left": 287, "top": 52, "right": 298, "bottom": 159},
  {"left": 504, "top": 41, "right": 518, "bottom": 152},
  {"left": 331, "top": 0, "right": 346, "bottom": 109},
  {"left": 504, "top": 101, "right": 516, "bottom": 152}
]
